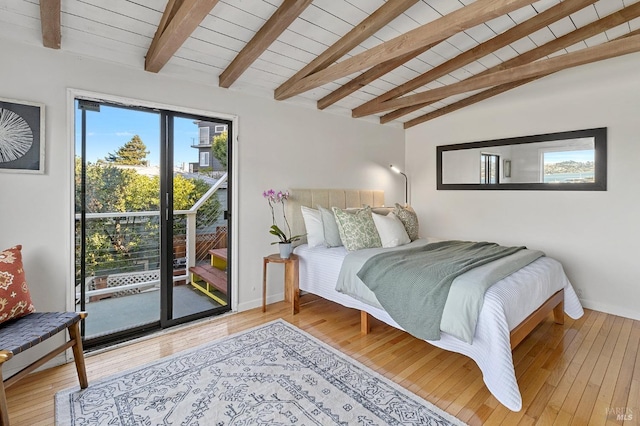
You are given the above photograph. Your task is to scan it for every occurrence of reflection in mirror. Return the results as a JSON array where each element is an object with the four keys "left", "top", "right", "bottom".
[{"left": 437, "top": 128, "right": 606, "bottom": 191}]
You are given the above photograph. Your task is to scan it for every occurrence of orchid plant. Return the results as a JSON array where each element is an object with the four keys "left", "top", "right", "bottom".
[{"left": 263, "top": 189, "right": 304, "bottom": 245}]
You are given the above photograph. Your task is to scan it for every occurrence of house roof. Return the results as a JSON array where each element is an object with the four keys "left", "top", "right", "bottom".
[{"left": 7, "top": 0, "right": 640, "bottom": 128}]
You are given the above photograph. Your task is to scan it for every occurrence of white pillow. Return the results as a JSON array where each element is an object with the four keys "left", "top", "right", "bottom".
[
  {"left": 371, "top": 212, "right": 411, "bottom": 248},
  {"left": 300, "top": 206, "right": 324, "bottom": 247}
]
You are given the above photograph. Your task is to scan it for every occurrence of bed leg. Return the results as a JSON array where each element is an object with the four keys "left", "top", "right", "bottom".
[
  {"left": 553, "top": 297, "right": 565, "bottom": 325},
  {"left": 361, "top": 311, "right": 371, "bottom": 335}
]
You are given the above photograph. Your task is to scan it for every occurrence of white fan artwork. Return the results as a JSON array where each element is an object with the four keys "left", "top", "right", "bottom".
[{"left": 0, "top": 108, "right": 33, "bottom": 163}]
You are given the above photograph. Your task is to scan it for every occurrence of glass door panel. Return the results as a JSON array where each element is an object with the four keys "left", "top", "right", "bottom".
[
  {"left": 170, "top": 116, "right": 230, "bottom": 320},
  {"left": 75, "top": 102, "right": 161, "bottom": 343}
]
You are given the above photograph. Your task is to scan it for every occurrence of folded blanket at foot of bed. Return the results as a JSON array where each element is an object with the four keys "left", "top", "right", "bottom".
[{"left": 351, "top": 240, "right": 544, "bottom": 343}]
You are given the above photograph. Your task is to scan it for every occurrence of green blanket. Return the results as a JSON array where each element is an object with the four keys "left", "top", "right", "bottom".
[{"left": 356, "top": 240, "right": 530, "bottom": 341}]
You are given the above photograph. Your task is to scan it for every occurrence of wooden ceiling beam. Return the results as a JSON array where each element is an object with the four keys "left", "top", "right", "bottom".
[
  {"left": 274, "top": 0, "right": 420, "bottom": 101},
  {"left": 219, "top": 0, "right": 313, "bottom": 88},
  {"left": 275, "top": 0, "right": 537, "bottom": 100},
  {"left": 317, "top": 44, "right": 435, "bottom": 110},
  {"left": 40, "top": 0, "right": 61, "bottom": 49},
  {"left": 153, "top": 0, "right": 184, "bottom": 47},
  {"left": 145, "top": 0, "right": 220, "bottom": 73},
  {"left": 403, "top": 27, "right": 640, "bottom": 129},
  {"left": 366, "top": 33, "right": 640, "bottom": 115},
  {"left": 403, "top": 79, "right": 540, "bottom": 129},
  {"left": 381, "top": 1, "right": 640, "bottom": 123},
  {"left": 353, "top": 0, "right": 597, "bottom": 118}
]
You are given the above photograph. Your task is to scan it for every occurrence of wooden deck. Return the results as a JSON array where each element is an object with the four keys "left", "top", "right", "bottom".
[{"left": 5, "top": 296, "right": 640, "bottom": 425}]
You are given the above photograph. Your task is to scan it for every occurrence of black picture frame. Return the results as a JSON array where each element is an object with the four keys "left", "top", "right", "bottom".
[
  {"left": 0, "top": 97, "right": 45, "bottom": 174},
  {"left": 437, "top": 127, "right": 607, "bottom": 191}
]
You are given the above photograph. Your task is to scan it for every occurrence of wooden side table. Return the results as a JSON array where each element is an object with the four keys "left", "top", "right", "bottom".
[{"left": 262, "top": 253, "right": 299, "bottom": 315}]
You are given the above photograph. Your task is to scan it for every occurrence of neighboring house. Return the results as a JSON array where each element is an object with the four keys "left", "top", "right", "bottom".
[
  {"left": 189, "top": 122, "right": 227, "bottom": 174},
  {"left": 111, "top": 164, "right": 161, "bottom": 177}
]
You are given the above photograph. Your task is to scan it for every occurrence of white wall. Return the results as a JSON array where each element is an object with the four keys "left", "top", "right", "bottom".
[
  {"left": 406, "top": 52, "right": 640, "bottom": 321},
  {"left": 0, "top": 40, "right": 405, "bottom": 373}
]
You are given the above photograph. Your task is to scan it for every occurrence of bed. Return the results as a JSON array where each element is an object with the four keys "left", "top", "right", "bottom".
[{"left": 286, "top": 188, "right": 584, "bottom": 412}]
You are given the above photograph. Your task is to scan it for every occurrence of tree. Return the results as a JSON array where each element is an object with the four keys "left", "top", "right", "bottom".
[
  {"left": 105, "top": 135, "right": 149, "bottom": 165},
  {"left": 172, "top": 175, "right": 222, "bottom": 235},
  {"left": 211, "top": 131, "right": 227, "bottom": 170},
  {"left": 75, "top": 158, "right": 221, "bottom": 281},
  {"left": 75, "top": 159, "right": 157, "bottom": 276}
]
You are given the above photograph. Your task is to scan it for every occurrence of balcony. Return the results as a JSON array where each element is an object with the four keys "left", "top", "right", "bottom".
[{"left": 76, "top": 173, "right": 228, "bottom": 340}]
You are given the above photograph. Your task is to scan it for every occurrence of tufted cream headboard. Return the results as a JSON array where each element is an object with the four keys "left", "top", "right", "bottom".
[{"left": 286, "top": 188, "right": 384, "bottom": 246}]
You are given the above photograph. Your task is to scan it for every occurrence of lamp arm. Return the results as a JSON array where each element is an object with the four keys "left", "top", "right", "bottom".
[
  {"left": 389, "top": 165, "right": 408, "bottom": 204},
  {"left": 400, "top": 172, "right": 408, "bottom": 204}
]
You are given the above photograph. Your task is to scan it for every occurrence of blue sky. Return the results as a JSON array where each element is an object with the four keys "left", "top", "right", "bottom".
[{"left": 75, "top": 104, "right": 200, "bottom": 167}]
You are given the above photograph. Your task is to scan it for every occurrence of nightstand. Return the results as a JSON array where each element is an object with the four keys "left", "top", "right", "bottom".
[{"left": 262, "top": 253, "right": 299, "bottom": 315}]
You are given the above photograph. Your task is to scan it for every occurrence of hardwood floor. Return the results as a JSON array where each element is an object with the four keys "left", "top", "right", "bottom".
[{"left": 5, "top": 295, "right": 640, "bottom": 425}]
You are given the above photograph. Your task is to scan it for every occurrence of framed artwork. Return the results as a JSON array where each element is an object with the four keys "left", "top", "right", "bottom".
[
  {"left": 503, "top": 159, "right": 511, "bottom": 178},
  {"left": 0, "top": 97, "right": 45, "bottom": 174}
]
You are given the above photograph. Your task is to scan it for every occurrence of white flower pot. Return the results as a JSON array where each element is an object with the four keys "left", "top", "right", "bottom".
[{"left": 279, "top": 242, "right": 292, "bottom": 259}]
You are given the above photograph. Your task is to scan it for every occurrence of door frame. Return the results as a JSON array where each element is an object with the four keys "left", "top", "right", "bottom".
[{"left": 66, "top": 89, "right": 239, "bottom": 319}]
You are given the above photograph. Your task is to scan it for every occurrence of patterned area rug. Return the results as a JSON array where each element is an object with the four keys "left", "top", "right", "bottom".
[{"left": 56, "top": 319, "right": 466, "bottom": 425}]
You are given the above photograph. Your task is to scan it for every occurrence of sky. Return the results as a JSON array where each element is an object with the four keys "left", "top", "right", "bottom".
[{"left": 74, "top": 103, "right": 203, "bottom": 167}]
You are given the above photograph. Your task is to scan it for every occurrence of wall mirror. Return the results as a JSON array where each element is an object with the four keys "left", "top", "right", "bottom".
[{"left": 437, "top": 127, "right": 607, "bottom": 191}]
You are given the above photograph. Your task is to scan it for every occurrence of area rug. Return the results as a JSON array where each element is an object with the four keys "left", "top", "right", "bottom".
[{"left": 56, "top": 319, "right": 466, "bottom": 425}]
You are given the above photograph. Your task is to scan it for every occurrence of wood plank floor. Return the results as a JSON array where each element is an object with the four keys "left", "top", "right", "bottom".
[{"left": 5, "top": 295, "right": 640, "bottom": 425}]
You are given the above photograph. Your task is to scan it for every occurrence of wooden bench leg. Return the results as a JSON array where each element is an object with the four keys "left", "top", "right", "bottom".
[
  {"left": 68, "top": 321, "right": 88, "bottom": 389},
  {"left": 0, "top": 351, "right": 14, "bottom": 426},
  {"left": 0, "top": 379, "right": 9, "bottom": 426}
]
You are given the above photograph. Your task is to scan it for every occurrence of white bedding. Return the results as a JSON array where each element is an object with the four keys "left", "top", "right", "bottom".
[{"left": 294, "top": 241, "right": 584, "bottom": 411}]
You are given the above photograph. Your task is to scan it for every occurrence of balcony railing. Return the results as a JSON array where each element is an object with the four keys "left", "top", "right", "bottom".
[{"left": 76, "top": 173, "right": 227, "bottom": 302}]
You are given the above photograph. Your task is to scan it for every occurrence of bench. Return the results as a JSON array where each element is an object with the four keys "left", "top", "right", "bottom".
[{"left": 0, "top": 312, "right": 88, "bottom": 425}]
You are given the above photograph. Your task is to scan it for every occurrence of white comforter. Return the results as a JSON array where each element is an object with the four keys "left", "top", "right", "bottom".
[{"left": 294, "top": 241, "right": 584, "bottom": 411}]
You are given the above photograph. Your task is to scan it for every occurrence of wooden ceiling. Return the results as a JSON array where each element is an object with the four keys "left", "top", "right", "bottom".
[{"left": 17, "top": 0, "right": 640, "bottom": 127}]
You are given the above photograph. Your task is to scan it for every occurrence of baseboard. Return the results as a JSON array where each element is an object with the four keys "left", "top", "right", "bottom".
[
  {"left": 580, "top": 298, "right": 640, "bottom": 322},
  {"left": 236, "top": 292, "right": 285, "bottom": 312}
]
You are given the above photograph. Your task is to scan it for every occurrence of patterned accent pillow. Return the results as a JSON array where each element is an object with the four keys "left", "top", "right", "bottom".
[
  {"left": 394, "top": 203, "right": 419, "bottom": 241},
  {"left": 0, "top": 245, "right": 36, "bottom": 324},
  {"left": 332, "top": 206, "right": 382, "bottom": 251}
]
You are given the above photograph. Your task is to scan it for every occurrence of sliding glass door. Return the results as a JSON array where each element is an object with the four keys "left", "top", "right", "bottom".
[
  {"left": 75, "top": 100, "right": 231, "bottom": 347},
  {"left": 162, "top": 113, "right": 231, "bottom": 325}
]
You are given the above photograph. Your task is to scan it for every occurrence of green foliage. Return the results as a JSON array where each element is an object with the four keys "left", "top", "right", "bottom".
[
  {"left": 105, "top": 135, "right": 149, "bottom": 165},
  {"left": 544, "top": 160, "right": 594, "bottom": 175},
  {"left": 212, "top": 131, "right": 228, "bottom": 170},
  {"left": 268, "top": 225, "right": 304, "bottom": 245},
  {"left": 76, "top": 158, "right": 221, "bottom": 282},
  {"left": 173, "top": 175, "right": 222, "bottom": 234}
]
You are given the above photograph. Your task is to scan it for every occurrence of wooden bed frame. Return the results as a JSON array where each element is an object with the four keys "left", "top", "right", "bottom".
[
  {"left": 360, "top": 288, "right": 564, "bottom": 349},
  {"left": 287, "top": 188, "right": 566, "bottom": 351}
]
